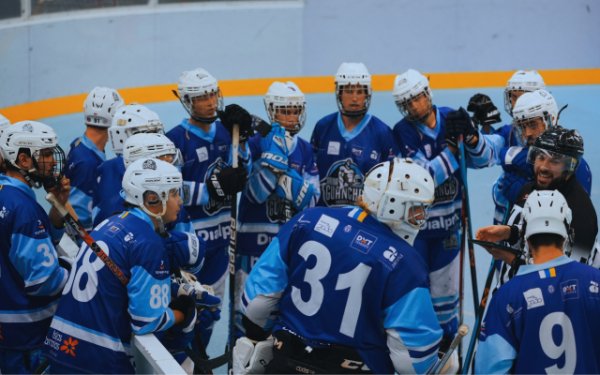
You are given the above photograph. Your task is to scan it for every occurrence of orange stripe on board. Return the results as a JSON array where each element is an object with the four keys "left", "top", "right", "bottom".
[{"left": 2, "top": 68, "right": 600, "bottom": 122}]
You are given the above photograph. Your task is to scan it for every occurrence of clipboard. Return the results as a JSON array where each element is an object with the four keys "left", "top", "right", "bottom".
[{"left": 470, "top": 239, "right": 523, "bottom": 257}]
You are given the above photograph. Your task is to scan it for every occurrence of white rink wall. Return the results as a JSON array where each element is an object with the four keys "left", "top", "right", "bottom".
[{"left": 1, "top": 0, "right": 599, "bottom": 107}]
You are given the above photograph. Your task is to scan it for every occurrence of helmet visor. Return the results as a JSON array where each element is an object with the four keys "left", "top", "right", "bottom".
[{"left": 527, "top": 146, "right": 578, "bottom": 174}]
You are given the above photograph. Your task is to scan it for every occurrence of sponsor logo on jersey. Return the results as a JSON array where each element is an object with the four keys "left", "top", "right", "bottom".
[
  {"left": 370, "top": 150, "right": 379, "bottom": 160},
  {"left": 124, "top": 232, "right": 134, "bottom": 242},
  {"left": 203, "top": 158, "right": 232, "bottom": 216},
  {"left": 0, "top": 206, "right": 8, "bottom": 219},
  {"left": 351, "top": 146, "right": 363, "bottom": 158},
  {"left": 434, "top": 176, "right": 459, "bottom": 204},
  {"left": 327, "top": 141, "right": 340, "bottom": 155},
  {"left": 560, "top": 280, "right": 579, "bottom": 300},
  {"left": 382, "top": 246, "right": 403, "bottom": 268},
  {"left": 351, "top": 230, "right": 377, "bottom": 253},
  {"left": 34, "top": 220, "right": 47, "bottom": 236},
  {"left": 590, "top": 281, "right": 599, "bottom": 294},
  {"left": 425, "top": 213, "right": 460, "bottom": 231},
  {"left": 523, "top": 288, "right": 545, "bottom": 310},
  {"left": 343, "top": 224, "right": 352, "bottom": 233},
  {"left": 321, "top": 158, "right": 363, "bottom": 207},
  {"left": 196, "top": 146, "right": 209, "bottom": 162},
  {"left": 60, "top": 336, "right": 79, "bottom": 357},
  {"left": 314, "top": 214, "right": 339, "bottom": 238}
]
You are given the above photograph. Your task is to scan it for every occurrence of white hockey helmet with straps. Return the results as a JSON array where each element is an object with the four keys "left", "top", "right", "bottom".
[
  {"left": 84, "top": 87, "right": 125, "bottom": 128},
  {"left": 109, "top": 104, "right": 164, "bottom": 155}
]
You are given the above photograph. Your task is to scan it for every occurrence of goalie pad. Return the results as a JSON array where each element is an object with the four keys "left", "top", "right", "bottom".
[
  {"left": 275, "top": 169, "right": 315, "bottom": 211},
  {"left": 232, "top": 337, "right": 274, "bottom": 374}
]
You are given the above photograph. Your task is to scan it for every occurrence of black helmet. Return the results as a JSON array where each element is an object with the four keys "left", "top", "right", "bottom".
[{"left": 533, "top": 126, "right": 584, "bottom": 160}]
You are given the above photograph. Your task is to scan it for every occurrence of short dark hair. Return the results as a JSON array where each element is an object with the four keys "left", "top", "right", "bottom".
[{"left": 528, "top": 233, "right": 565, "bottom": 249}]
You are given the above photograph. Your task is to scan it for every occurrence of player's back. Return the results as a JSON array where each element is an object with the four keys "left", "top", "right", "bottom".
[
  {"left": 276, "top": 206, "right": 430, "bottom": 371},
  {"left": 492, "top": 258, "right": 600, "bottom": 373}
]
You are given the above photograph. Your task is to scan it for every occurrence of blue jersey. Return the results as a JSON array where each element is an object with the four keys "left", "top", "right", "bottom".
[
  {"left": 65, "top": 135, "right": 105, "bottom": 230},
  {"left": 45, "top": 208, "right": 176, "bottom": 374},
  {"left": 167, "top": 119, "right": 248, "bottom": 254},
  {"left": 471, "top": 124, "right": 592, "bottom": 223},
  {"left": 310, "top": 112, "right": 396, "bottom": 207},
  {"left": 238, "top": 133, "right": 319, "bottom": 257},
  {"left": 92, "top": 156, "right": 126, "bottom": 226},
  {"left": 0, "top": 175, "right": 68, "bottom": 350},
  {"left": 242, "top": 206, "right": 442, "bottom": 374},
  {"left": 393, "top": 106, "right": 463, "bottom": 238},
  {"left": 476, "top": 256, "right": 600, "bottom": 374}
]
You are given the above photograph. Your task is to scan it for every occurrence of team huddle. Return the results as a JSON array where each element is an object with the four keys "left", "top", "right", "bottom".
[{"left": 0, "top": 63, "right": 598, "bottom": 374}]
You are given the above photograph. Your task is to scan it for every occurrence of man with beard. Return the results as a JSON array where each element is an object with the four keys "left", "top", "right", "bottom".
[{"left": 476, "top": 126, "right": 598, "bottom": 284}]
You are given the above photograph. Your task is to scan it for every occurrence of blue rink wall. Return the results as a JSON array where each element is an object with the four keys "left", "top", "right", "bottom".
[{"left": 39, "top": 85, "right": 600, "bottom": 373}]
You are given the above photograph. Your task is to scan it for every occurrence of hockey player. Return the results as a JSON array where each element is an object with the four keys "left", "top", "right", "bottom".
[
  {"left": 44, "top": 158, "right": 197, "bottom": 374},
  {"left": 65, "top": 87, "right": 124, "bottom": 231},
  {"left": 310, "top": 62, "right": 396, "bottom": 207},
  {"left": 234, "top": 158, "right": 443, "bottom": 374},
  {"left": 476, "top": 190, "right": 600, "bottom": 374},
  {"left": 0, "top": 121, "right": 71, "bottom": 373},
  {"left": 476, "top": 126, "right": 597, "bottom": 281},
  {"left": 167, "top": 67, "right": 252, "bottom": 345},
  {"left": 392, "top": 68, "right": 463, "bottom": 346},
  {"left": 235, "top": 81, "right": 319, "bottom": 334},
  {"left": 92, "top": 103, "right": 164, "bottom": 226},
  {"left": 0, "top": 112, "right": 11, "bottom": 172},
  {"left": 461, "top": 72, "right": 591, "bottom": 223}
]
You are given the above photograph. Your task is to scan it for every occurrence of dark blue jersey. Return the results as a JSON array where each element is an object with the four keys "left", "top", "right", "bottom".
[
  {"left": 242, "top": 206, "right": 442, "bottom": 374},
  {"left": 92, "top": 156, "right": 126, "bottom": 226},
  {"left": 45, "top": 208, "right": 176, "bottom": 374},
  {"left": 0, "top": 175, "right": 68, "bottom": 350},
  {"left": 310, "top": 112, "right": 396, "bottom": 207},
  {"left": 393, "top": 106, "right": 463, "bottom": 238},
  {"left": 65, "top": 135, "right": 105, "bottom": 230},
  {"left": 477, "top": 256, "right": 600, "bottom": 374}
]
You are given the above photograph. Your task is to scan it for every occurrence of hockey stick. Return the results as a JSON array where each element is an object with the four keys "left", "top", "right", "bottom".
[
  {"left": 227, "top": 124, "right": 240, "bottom": 372},
  {"left": 46, "top": 193, "right": 129, "bottom": 286},
  {"left": 429, "top": 324, "right": 469, "bottom": 374},
  {"left": 458, "top": 138, "right": 479, "bottom": 309}
]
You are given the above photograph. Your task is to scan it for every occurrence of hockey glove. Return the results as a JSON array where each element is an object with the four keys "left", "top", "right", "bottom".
[
  {"left": 206, "top": 166, "right": 248, "bottom": 200},
  {"left": 275, "top": 169, "right": 315, "bottom": 211},
  {"left": 467, "top": 93, "right": 502, "bottom": 127},
  {"left": 246, "top": 162, "right": 279, "bottom": 204},
  {"left": 252, "top": 115, "right": 272, "bottom": 137},
  {"left": 260, "top": 124, "right": 289, "bottom": 174},
  {"left": 232, "top": 336, "right": 274, "bottom": 375},
  {"left": 169, "top": 295, "right": 198, "bottom": 331},
  {"left": 163, "top": 231, "right": 204, "bottom": 271},
  {"left": 171, "top": 276, "right": 222, "bottom": 309},
  {"left": 445, "top": 107, "right": 478, "bottom": 148},
  {"left": 218, "top": 104, "right": 254, "bottom": 143}
]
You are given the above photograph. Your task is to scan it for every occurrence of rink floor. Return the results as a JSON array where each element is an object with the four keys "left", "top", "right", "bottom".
[{"left": 40, "top": 84, "right": 600, "bottom": 373}]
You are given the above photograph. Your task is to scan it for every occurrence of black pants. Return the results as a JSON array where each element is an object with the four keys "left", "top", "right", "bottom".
[{"left": 266, "top": 329, "right": 372, "bottom": 374}]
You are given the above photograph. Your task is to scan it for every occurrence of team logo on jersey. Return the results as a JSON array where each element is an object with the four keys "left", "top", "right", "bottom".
[
  {"left": 321, "top": 158, "right": 364, "bottom": 207},
  {"left": 0, "top": 206, "right": 9, "bottom": 219},
  {"left": 314, "top": 214, "right": 339, "bottom": 238},
  {"left": 203, "top": 158, "right": 232, "bottom": 216},
  {"left": 523, "top": 288, "right": 545, "bottom": 310},
  {"left": 60, "top": 336, "right": 79, "bottom": 357},
  {"left": 351, "top": 231, "right": 377, "bottom": 253},
  {"left": 266, "top": 195, "right": 293, "bottom": 224},
  {"left": 433, "top": 176, "right": 459, "bottom": 204},
  {"left": 560, "top": 280, "right": 579, "bottom": 300}
]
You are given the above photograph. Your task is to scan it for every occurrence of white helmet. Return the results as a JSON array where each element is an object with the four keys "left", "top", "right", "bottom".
[
  {"left": 109, "top": 104, "right": 164, "bottom": 155},
  {"left": 264, "top": 81, "right": 307, "bottom": 134},
  {"left": 522, "top": 190, "right": 572, "bottom": 240},
  {"left": 512, "top": 89, "right": 558, "bottom": 133},
  {"left": 335, "top": 62, "right": 372, "bottom": 117},
  {"left": 123, "top": 133, "right": 182, "bottom": 168},
  {"left": 362, "top": 157, "right": 435, "bottom": 245},
  {"left": 504, "top": 70, "right": 546, "bottom": 115},
  {"left": 0, "top": 113, "right": 10, "bottom": 131},
  {"left": 392, "top": 69, "right": 433, "bottom": 122},
  {"left": 122, "top": 158, "right": 182, "bottom": 220},
  {"left": 0, "top": 120, "right": 65, "bottom": 189},
  {"left": 177, "top": 67, "right": 224, "bottom": 123},
  {"left": 84, "top": 87, "right": 125, "bottom": 128}
]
